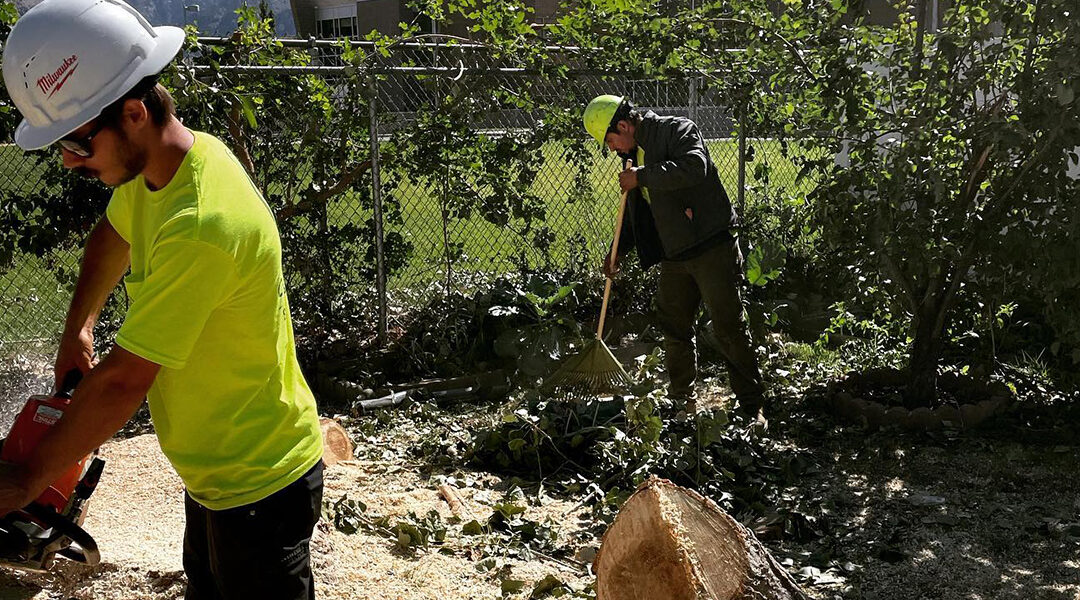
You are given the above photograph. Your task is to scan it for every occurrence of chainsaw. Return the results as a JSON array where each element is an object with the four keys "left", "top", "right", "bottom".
[{"left": 0, "top": 369, "right": 103, "bottom": 572}]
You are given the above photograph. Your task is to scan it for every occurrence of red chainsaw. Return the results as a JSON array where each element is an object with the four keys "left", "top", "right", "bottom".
[{"left": 0, "top": 369, "right": 103, "bottom": 572}]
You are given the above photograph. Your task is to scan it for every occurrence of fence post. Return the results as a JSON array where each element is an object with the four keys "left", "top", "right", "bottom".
[
  {"left": 737, "top": 99, "right": 748, "bottom": 219},
  {"left": 369, "top": 71, "right": 388, "bottom": 347},
  {"left": 688, "top": 77, "right": 698, "bottom": 123}
]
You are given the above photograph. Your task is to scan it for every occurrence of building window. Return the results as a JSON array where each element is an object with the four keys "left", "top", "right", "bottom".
[
  {"left": 317, "top": 16, "right": 358, "bottom": 38},
  {"left": 338, "top": 16, "right": 355, "bottom": 38}
]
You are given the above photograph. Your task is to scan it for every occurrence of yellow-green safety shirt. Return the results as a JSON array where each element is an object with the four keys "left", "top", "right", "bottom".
[
  {"left": 636, "top": 146, "right": 651, "bottom": 203},
  {"left": 106, "top": 131, "right": 323, "bottom": 510}
]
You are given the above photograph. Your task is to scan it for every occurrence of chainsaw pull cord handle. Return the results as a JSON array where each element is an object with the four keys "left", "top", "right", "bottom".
[
  {"left": 56, "top": 369, "right": 82, "bottom": 400},
  {"left": 597, "top": 159, "right": 633, "bottom": 341}
]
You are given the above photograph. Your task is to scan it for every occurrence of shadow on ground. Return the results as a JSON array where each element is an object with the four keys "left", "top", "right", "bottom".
[{"left": 774, "top": 400, "right": 1080, "bottom": 600}]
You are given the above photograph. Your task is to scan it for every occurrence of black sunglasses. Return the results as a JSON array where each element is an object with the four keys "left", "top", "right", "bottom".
[{"left": 57, "top": 120, "right": 107, "bottom": 158}]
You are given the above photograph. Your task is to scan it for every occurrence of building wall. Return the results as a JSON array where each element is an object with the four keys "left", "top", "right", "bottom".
[
  {"left": 292, "top": 0, "right": 954, "bottom": 40},
  {"left": 357, "top": 0, "right": 402, "bottom": 37},
  {"left": 290, "top": 0, "right": 318, "bottom": 37},
  {"left": 853, "top": 0, "right": 950, "bottom": 29}
]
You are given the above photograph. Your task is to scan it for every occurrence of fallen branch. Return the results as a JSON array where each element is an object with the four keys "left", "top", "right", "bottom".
[
  {"left": 437, "top": 484, "right": 475, "bottom": 521},
  {"left": 353, "top": 390, "right": 411, "bottom": 416}
]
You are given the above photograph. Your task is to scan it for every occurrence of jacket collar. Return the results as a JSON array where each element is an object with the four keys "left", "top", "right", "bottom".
[{"left": 633, "top": 110, "right": 660, "bottom": 151}]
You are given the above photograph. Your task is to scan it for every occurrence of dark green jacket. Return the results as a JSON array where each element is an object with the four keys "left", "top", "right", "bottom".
[{"left": 616, "top": 111, "right": 737, "bottom": 269}]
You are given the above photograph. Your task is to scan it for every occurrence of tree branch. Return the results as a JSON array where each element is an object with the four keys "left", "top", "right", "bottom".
[
  {"left": 702, "top": 17, "right": 822, "bottom": 82},
  {"left": 276, "top": 159, "right": 373, "bottom": 220},
  {"left": 226, "top": 103, "right": 257, "bottom": 181}
]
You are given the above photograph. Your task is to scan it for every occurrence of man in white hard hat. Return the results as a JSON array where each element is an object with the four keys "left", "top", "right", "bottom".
[
  {"left": 583, "top": 94, "right": 766, "bottom": 419},
  {"left": 0, "top": 1, "right": 324, "bottom": 597}
]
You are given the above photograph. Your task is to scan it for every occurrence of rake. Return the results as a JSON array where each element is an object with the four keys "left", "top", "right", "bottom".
[{"left": 543, "top": 160, "right": 634, "bottom": 397}]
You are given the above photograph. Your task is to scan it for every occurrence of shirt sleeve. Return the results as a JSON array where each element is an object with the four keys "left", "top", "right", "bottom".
[
  {"left": 116, "top": 240, "right": 240, "bottom": 369},
  {"left": 105, "top": 188, "right": 132, "bottom": 243}
]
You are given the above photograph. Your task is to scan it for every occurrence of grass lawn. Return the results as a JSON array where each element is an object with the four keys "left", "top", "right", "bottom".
[{"left": 318, "top": 138, "right": 812, "bottom": 292}]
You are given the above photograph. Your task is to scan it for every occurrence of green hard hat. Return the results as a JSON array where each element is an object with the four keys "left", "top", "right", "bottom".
[{"left": 583, "top": 94, "right": 624, "bottom": 145}]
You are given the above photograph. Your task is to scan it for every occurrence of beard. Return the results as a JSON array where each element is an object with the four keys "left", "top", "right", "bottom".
[
  {"left": 109, "top": 129, "right": 147, "bottom": 187},
  {"left": 74, "top": 128, "right": 146, "bottom": 187}
]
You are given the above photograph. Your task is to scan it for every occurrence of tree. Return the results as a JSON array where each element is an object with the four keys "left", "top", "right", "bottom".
[{"left": 772, "top": 0, "right": 1080, "bottom": 405}]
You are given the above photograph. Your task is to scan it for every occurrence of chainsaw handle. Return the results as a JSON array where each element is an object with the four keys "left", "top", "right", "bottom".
[
  {"left": 22, "top": 502, "right": 99, "bottom": 566},
  {"left": 56, "top": 369, "right": 82, "bottom": 400}
]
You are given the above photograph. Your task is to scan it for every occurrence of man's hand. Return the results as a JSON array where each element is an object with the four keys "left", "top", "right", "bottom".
[
  {"left": 55, "top": 328, "right": 95, "bottom": 391},
  {"left": 603, "top": 252, "right": 620, "bottom": 279},
  {"left": 0, "top": 461, "right": 37, "bottom": 518},
  {"left": 618, "top": 166, "right": 640, "bottom": 193}
]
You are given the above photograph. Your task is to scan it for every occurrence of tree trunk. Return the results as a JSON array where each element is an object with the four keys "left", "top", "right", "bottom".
[
  {"left": 905, "top": 297, "right": 947, "bottom": 408},
  {"left": 595, "top": 477, "right": 809, "bottom": 600}
]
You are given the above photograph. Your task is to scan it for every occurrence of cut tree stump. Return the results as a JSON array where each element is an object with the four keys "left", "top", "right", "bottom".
[
  {"left": 595, "top": 477, "right": 809, "bottom": 600},
  {"left": 319, "top": 417, "right": 355, "bottom": 467}
]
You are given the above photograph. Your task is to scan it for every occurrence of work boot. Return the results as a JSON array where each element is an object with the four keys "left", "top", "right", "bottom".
[
  {"left": 667, "top": 391, "right": 697, "bottom": 420},
  {"left": 735, "top": 395, "right": 765, "bottom": 418},
  {"left": 736, "top": 396, "right": 768, "bottom": 434}
]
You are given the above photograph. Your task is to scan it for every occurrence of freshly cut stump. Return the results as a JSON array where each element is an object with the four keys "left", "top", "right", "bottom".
[
  {"left": 595, "top": 477, "right": 808, "bottom": 600},
  {"left": 319, "top": 417, "right": 355, "bottom": 466}
]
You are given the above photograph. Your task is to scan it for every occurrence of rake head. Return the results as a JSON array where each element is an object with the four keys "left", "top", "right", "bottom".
[{"left": 542, "top": 338, "right": 632, "bottom": 397}]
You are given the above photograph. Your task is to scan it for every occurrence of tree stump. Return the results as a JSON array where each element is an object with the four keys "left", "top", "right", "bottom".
[
  {"left": 595, "top": 477, "right": 809, "bottom": 600},
  {"left": 319, "top": 417, "right": 354, "bottom": 467}
]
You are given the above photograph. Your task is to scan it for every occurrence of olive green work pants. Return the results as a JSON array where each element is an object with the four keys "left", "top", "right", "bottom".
[{"left": 655, "top": 238, "right": 765, "bottom": 411}]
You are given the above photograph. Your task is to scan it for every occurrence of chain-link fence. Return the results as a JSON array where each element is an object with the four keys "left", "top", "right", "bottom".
[{"left": 0, "top": 36, "right": 801, "bottom": 369}]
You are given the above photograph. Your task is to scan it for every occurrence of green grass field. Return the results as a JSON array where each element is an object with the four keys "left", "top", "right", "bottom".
[
  {"left": 319, "top": 138, "right": 811, "bottom": 292},
  {"left": 0, "top": 138, "right": 812, "bottom": 343}
]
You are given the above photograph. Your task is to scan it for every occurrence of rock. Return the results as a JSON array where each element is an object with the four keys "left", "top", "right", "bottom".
[
  {"left": 862, "top": 401, "right": 888, "bottom": 429},
  {"left": 906, "top": 407, "right": 938, "bottom": 431},
  {"left": 984, "top": 397, "right": 1008, "bottom": 415},
  {"left": 833, "top": 392, "right": 860, "bottom": 421},
  {"left": 934, "top": 404, "right": 961, "bottom": 428},
  {"left": 884, "top": 407, "right": 909, "bottom": 427},
  {"left": 959, "top": 403, "right": 987, "bottom": 428}
]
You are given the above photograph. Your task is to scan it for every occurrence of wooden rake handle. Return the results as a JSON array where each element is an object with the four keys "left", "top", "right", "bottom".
[{"left": 597, "top": 159, "right": 633, "bottom": 340}]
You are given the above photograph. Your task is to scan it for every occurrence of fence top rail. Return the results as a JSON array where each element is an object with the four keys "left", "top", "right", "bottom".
[
  {"left": 194, "top": 35, "right": 746, "bottom": 55},
  {"left": 195, "top": 35, "right": 583, "bottom": 52},
  {"left": 198, "top": 64, "right": 741, "bottom": 77}
]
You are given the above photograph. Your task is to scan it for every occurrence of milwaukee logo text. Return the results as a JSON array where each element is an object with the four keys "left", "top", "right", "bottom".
[{"left": 36, "top": 55, "right": 79, "bottom": 98}]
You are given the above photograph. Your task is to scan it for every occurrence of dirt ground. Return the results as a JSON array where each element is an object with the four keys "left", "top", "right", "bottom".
[
  {"left": 0, "top": 434, "right": 593, "bottom": 599},
  {"left": 768, "top": 403, "right": 1080, "bottom": 600},
  {"left": 0, "top": 355, "right": 1076, "bottom": 599}
]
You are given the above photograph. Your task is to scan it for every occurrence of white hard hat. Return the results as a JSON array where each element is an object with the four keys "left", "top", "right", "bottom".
[{"left": 1, "top": 0, "right": 184, "bottom": 150}]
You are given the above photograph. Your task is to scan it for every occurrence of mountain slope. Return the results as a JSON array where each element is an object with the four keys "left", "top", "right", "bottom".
[{"left": 14, "top": 0, "right": 297, "bottom": 36}]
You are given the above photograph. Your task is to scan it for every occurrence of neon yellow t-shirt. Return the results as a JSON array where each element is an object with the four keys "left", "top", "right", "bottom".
[{"left": 106, "top": 131, "right": 322, "bottom": 510}]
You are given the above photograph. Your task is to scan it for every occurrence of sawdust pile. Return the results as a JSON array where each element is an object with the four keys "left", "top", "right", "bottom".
[{"left": 0, "top": 434, "right": 591, "bottom": 599}]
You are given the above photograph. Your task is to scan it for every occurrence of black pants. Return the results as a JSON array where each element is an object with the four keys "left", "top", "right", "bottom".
[
  {"left": 655, "top": 239, "right": 765, "bottom": 410},
  {"left": 183, "top": 462, "right": 324, "bottom": 600}
]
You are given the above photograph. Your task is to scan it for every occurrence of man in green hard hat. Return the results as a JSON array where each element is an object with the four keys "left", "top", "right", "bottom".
[{"left": 583, "top": 94, "right": 765, "bottom": 418}]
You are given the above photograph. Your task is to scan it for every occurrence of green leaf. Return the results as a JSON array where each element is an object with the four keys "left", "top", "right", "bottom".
[
  {"left": 530, "top": 574, "right": 567, "bottom": 598},
  {"left": 746, "top": 241, "right": 787, "bottom": 286},
  {"left": 1056, "top": 83, "right": 1075, "bottom": 106},
  {"left": 239, "top": 96, "right": 258, "bottom": 129},
  {"left": 462, "top": 519, "right": 484, "bottom": 535},
  {"left": 502, "top": 579, "right": 526, "bottom": 593}
]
